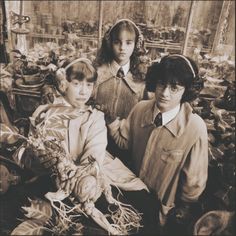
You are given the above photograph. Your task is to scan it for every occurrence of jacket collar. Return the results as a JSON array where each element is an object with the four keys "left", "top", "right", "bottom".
[
  {"left": 103, "top": 62, "right": 139, "bottom": 94},
  {"left": 141, "top": 99, "right": 156, "bottom": 127},
  {"left": 141, "top": 100, "right": 193, "bottom": 137},
  {"left": 111, "top": 60, "right": 130, "bottom": 76}
]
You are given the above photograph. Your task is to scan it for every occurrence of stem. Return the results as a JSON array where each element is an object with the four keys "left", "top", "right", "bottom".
[{"left": 16, "top": 133, "right": 28, "bottom": 141}]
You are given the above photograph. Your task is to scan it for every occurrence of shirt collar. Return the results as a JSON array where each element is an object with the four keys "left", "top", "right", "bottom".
[
  {"left": 122, "top": 61, "right": 130, "bottom": 76},
  {"left": 111, "top": 60, "right": 130, "bottom": 76},
  {"left": 153, "top": 104, "right": 180, "bottom": 126},
  {"left": 141, "top": 100, "right": 193, "bottom": 137}
]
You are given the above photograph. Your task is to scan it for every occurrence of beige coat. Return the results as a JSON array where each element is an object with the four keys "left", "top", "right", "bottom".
[
  {"left": 109, "top": 99, "right": 208, "bottom": 223},
  {"left": 94, "top": 63, "right": 145, "bottom": 119},
  {"left": 26, "top": 96, "right": 147, "bottom": 191}
]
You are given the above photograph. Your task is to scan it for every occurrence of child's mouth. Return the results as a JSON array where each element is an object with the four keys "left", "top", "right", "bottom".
[
  {"left": 76, "top": 98, "right": 86, "bottom": 101},
  {"left": 159, "top": 97, "right": 169, "bottom": 103}
]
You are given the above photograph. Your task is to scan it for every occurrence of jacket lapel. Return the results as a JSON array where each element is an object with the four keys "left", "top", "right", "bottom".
[
  {"left": 165, "top": 103, "right": 193, "bottom": 137},
  {"left": 141, "top": 99, "right": 156, "bottom": 127}
]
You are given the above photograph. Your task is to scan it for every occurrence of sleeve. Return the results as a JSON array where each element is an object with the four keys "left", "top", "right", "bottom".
[
  {"left": 80, "top": 111, "right": 107, "bottom": 167},
  {"left": 180, "top": 124, "right": 208, "bottom": 202},
  {"left": 108, "top": 107, "right": 135, "bottom": 150}
]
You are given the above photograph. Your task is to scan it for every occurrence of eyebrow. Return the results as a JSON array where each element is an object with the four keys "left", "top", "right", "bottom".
[{"left": 113, "top": 38, "right": 134, "bottom": 41}]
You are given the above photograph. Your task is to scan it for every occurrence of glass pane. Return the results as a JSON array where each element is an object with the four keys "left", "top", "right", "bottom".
[
  {"left": 23, "top": 1, "right": 100, "bottom": 52},
  {"left": 102, "top": 1, "right": 192, "bottom": 60},
  {"left": 142, "top": 1, "right": 191, "bottom": 58},
  {"left": 185, "top": 1, "right": 224, "bottom": 56}
]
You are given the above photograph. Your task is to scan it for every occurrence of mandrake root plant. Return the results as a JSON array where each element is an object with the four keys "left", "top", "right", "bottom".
[{"left": 1, "top": 105, "right": 142, "bottom": 235}]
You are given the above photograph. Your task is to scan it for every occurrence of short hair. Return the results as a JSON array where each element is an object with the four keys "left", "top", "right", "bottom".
[
  {"left": 66, "top": 59, "right": 97, "bottom": 83},
  {"left": 145, "top": 54, "right": 203, "bottom": 102},
  {"left": 55, "top": 58, "right": 98, "bottom": 95}
]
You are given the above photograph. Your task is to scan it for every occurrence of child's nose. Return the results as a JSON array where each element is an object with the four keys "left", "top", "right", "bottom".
[
  {"left": 79, "top": 84, "right": 86, "bottom": 94},
  {"left": 120, "top": 42, "right": 126, "bottom": 50},
  {"left": 162, "top": 86, "right": 171, "bottom": 97}
]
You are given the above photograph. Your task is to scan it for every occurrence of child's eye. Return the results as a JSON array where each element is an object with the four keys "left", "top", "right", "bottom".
[
  {"left": 71, "top": 80, "right": 80, "bottom": 86},
  {"left": 86, "top": 82, "right": 94, "bottom": 87},
  {"left": 170, "top": 86, "right": 178, "bottom": 93},
  {"left": 126, "top": 40, "right": 134, "bottom": 45},
  {"left": 113, "top": 39, "right": 122, "bottom": 45}
]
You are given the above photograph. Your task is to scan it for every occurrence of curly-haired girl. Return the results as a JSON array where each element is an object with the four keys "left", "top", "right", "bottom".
[{"left": 93, "top": 19, "right": 149, "bottom": 120}]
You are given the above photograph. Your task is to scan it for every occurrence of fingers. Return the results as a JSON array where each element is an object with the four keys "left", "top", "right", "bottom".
[
  {"left": 60, "top": 176, "right": 77, "bottom": 195},
  {"left": 94, "top": 104, "right": 115, "bottom": 123},
  {"left": 95, "top": 104, "right": 107, "bottom": 113}
]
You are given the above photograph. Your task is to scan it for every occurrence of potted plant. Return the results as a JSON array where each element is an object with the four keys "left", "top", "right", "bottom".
[{"left": 12, "top": 50, "right": 42, "bottom": 85}]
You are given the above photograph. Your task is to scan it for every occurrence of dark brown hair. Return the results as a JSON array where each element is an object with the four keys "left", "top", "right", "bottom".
[{"left": 145, "top": 55, "right": 204, "bottom": 102}]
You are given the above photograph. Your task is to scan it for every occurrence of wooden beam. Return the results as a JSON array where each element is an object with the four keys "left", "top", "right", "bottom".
[
  {"left": 182, "top": 1, "right": 195, "bottom": 55},
  {"left": 211, "top": 1, "right": 230, "bottom": 54},
  {"left": 98, "top": 0, "right": 103, "bottom": 48}
]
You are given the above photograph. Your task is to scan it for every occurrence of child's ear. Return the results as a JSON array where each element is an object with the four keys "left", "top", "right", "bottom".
[{"left": 55, "top": 68, "right": 69, "bottom": 94}]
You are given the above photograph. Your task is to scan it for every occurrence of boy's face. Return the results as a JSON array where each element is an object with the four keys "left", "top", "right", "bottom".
[
  {"left": 65, "top": 79, "right": 94, "bottom": 108},
  {"left": 155, "top": 82, "right": 185, "bottom": 112},
  {"left": 112, "top": 30, "right": 135, "bottom": 66}
]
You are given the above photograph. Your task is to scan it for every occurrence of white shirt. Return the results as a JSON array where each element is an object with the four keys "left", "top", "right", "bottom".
[
  {"left": 153, "top": 104, "right": 180, "bottom": 126},
  {"left": 111, "top": 60, "right": 130, "bottom": 76}
]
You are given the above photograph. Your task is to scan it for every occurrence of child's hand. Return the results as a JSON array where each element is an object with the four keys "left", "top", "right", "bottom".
[{"left": 94, "top": 104, "right": 116, "bottom": 124}]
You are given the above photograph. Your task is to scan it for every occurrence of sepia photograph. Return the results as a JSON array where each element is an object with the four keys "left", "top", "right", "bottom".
[{"left": 0, "top": 1, "right": 235, "bottom": 235}]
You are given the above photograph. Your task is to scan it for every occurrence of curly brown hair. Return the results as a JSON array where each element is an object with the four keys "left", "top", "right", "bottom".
[{"left": 94, "top": 19, "right": 147, "bottom": 80}]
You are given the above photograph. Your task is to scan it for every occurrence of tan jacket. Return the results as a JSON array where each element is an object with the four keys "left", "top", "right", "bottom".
[
  {"left": 109, "top": 99, "right": 208, "bottom": 222},
  {"left": 21, "top": 96, "right": 147, "bottom": 191},
  {"left": 94, "top": 63, "right": 145, "bottom": 119}
]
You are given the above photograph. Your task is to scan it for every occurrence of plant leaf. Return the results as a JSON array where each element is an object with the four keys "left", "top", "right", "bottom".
[
  {"left": 22, "top": 198, "right": 52, "bottom": 222},
  {"left": 44, "top": 106, "right": 81, "bottom": 126},
  {"left": 44, "top": 127, "right": 66, "bottom": 140},
  {"left": 0, "top": 123, "right": 25, "bottom": 144},
  {"left": 41, "top": 106, "right": 81, "bottom": 139},
  {"left": 11, "top": 220, "right": 45, "bottom": 235}
]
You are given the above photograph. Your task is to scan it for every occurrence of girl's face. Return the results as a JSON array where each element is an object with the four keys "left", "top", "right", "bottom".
[
  {"left": 112, "top": 29, "right": 135, "bottom": 66},
  {"left": 65, "top": 79, "right": 94, "bottom": 108}
]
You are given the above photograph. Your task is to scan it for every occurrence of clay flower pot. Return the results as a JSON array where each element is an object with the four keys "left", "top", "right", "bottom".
[{"left": 15, "top": 65, "right": 42, "bottom": 85}]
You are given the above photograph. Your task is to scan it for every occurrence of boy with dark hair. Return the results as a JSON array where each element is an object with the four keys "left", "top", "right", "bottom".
[{"left": 108, "top": 54, "right": 208, "bottom": 227}]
